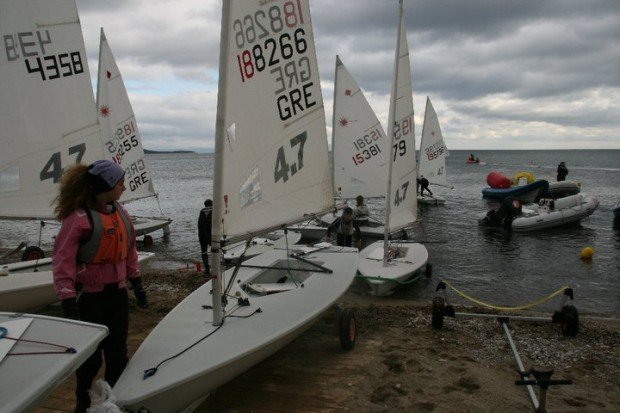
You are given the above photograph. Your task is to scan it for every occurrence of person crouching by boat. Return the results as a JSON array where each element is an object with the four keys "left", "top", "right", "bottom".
[
  {"left": 353, "top": 195, "right": 370, "bottom": 226},
  {"left": 198, "top": 199, "right": 213, "bottom": 275},
  {"left": 52, "top": 160, "right": 146, "bottom": 413},
  {"left": 557, "top": 161, "right": 568, "bottom": 182},
  {"left": 417, "top": 176, "right": 433, "bottom": 197},
  {"left": 326, "top": 207, "right": 361, "bottom": 248}
]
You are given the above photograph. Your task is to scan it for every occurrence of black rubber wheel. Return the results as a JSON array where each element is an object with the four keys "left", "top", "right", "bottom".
[
  {"left": 143, "top": 235, "right": 154, "bottom": 247},
  {"left": 21, "top": 246, "right": 44, "bottom": 261},
  {"left": 425, "top": 262, "right": 433, "bottom": 277},
  {"left": 432, "top": 296, "right": 445, "bottom": 329},
  {"left": 560, "top": 305, "right": 579, "bottom": 337},
  {"left": 338, "top": 308, "right": 356, "bottom": 351}
]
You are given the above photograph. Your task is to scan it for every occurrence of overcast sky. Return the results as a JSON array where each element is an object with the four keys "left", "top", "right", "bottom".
[{"left": 75, "top": 0, "right": 620, "bottom": 151}]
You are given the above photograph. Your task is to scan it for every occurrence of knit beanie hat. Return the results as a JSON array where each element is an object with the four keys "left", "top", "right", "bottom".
[{"left": 87, "top": 160, "right": 125, "bottom": 194}]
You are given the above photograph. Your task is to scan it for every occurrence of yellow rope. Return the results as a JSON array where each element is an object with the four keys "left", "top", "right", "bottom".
[{"left": 441, "top": 280, "right": 571, "bottom": 311}]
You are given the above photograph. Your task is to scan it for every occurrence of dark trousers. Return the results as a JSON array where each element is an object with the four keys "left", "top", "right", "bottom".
[
  {"left": 75, "top": 287, "right": 129, "bottom": 412},
  {"left": 337, "top": 233, "right": 354, "bottom": 247},
  {"left": 200, "top": 241, "right": 210, "bottom": 273}
]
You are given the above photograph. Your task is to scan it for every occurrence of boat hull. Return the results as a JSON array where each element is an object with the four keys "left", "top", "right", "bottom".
[
  {"left": 0, "top": 313, "right": 107, "bottom": 413},
  {"left": 358, "top": 240, "right": 428, "bottom": 296},
  {"left": 113, "top": 247, "right": 359, "bottom": 411},
  {"left": 482, "top": 180, "right": 549, "bottom": 203},
  {"left": 223, "top": 231, "right": 302, "bottom": 262},
  {"left": 417, "top": 195, "right": 446, "bottom": 205},
  {"left": 132, "top": 216, "right": 172, "bottom": 237},
  {"left": 512, "top": 194, "right": 599, "bottom": 232},
  {"left": 0, "top": 252, "right": 155, "bottom": 312}
]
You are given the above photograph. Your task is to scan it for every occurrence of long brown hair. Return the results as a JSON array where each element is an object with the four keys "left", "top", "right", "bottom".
[{"left": 54, "top": 164, "right": 95, "bottom": 220}]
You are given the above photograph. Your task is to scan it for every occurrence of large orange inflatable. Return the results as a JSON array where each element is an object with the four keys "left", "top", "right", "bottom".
[{"left": 486, "top": 172, "right": 511, "bottom": 189}]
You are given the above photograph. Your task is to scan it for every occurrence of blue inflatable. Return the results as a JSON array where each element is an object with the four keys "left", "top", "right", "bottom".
[{"left": 482, "top": 180, "right": 549, "bottom": 203}]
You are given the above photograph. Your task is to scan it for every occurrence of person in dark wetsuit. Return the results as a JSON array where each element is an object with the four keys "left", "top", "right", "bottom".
[
  {"left": 417, "top": 176, "right": 433, "bottom": 196},
  {"left": 198, "top": 199, "right": 213, "bottom": 275},
  {"left": 557, "top": 162, "right": 568, "bottom": 182}
]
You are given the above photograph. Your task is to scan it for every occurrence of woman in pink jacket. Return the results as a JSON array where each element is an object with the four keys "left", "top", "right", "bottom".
[{"left": 53, "top": 159, "right": 146, "bottom": 413}]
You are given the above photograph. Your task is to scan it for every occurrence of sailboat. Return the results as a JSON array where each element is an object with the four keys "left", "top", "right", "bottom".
[
  {"left": 0, "top": 312, "right": 108, "bottom": 412},
  {"left": 0, "top": 0, "right": 104, "bottom": 300},
  {"left": 96, "top": 29, "right": 172, "bottom": 244},
  {"left": 330, "top": 55, "right": 389, "bottom": 238},
  {"left": 357, "top": 0, "right": 430, "bottom": 297},
  {"left": 417, "top": 97, "right": 449, "bottom": 205},
  {"left": 0, "top": 3, "right": 107, "bottom": 412},
  {"left": 112, "top": 1, "right": 358, "bottom": 410}
]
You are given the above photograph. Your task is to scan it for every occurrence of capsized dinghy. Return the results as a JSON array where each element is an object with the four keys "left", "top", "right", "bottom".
[{"left": 0, "top": 312, "right": 108, "bottom": 413}]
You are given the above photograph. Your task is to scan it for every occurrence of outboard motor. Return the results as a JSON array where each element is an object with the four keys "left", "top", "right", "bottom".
[{"left": 480, "top": 196, "right": 522, "bottom": 228}]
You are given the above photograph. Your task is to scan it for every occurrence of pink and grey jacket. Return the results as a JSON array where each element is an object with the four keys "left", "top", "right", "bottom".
[{"left": 52, "top": 205, "right": 139, "bottom": 301}]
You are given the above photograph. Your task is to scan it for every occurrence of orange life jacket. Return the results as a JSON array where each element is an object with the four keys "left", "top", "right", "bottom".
[{"left": 77, "top": 202, "right": 133, "bottom": 264}]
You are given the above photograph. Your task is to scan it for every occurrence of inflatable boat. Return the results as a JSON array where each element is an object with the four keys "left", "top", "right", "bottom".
[
  {"left": 512, "top": 194, "right": 599, "bottom": 232},
  {"left": 482, "top": 179, "right": 549, "bottom": 203},
  {"left": 539, "top": 181, "right": 581, "bottom": 200},
  {"left": 611, "top": 197, "right": 620, "bottom": 218}
]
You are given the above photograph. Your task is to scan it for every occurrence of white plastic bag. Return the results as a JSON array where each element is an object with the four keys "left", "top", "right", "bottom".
[{"left": 86, "top": 379, "right": 123, "bottom": 413}]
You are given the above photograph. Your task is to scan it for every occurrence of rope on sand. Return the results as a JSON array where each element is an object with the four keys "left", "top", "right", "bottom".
[{"left": 439, "top": 280, "right": 571, "bottom": 311}]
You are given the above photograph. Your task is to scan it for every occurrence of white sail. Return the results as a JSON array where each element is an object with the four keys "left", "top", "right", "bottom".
[
  {"left": 332, "top": 56, "right": 388, "bottom": 199},
  {"left": 218, "top": 0, "right": 333, "bottom": 241},
  {"left": 418, "top": 97, "right": 448, "bottom": 187},
  {"left": 385, "top": 3, "right": 417, "bottom": 234},
  {"left": 96, "top": 28, "right": 156, "bottom": 203},
  {"left": 0, "top": 0, "right": 103, "bottom": 219}
]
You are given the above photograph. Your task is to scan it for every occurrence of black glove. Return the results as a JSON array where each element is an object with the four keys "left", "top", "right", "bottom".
[
  {"left": 61, "top": 297, "right": 80, "bottom": 320},
  {"left": 129, "top": 277, "right": 148, "bottom": 309}
]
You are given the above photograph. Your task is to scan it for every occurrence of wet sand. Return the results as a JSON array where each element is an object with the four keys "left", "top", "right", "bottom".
[{"left": 35, "top": 268, "right": 620, "bottom": 412}]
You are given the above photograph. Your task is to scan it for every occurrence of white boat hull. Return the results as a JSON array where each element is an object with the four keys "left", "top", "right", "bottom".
[
  {"left": 0, "top": 252, "right": 155, "bottom": 312},
  {"left": 358, "top": 240, "right": 428, "bottom": 296},
  {"left": 417, "top": 194, "right": 446, "bottom": 205},
  {"left": 512, "top": 194, "right": 599, "bottom": 232},
  {"left": 132, "top": 216, "right": 172, "bottom": 237},
  {"left": 0, "top": 312, "right": 108, "bottom": 413},
  {"left": 288, "top": 222, "right": 327, "bottom": 241},
  {"left": 113, "top": 247, "right": 359, "bottom": 411},
  {"left": 223, "top": 231, "right": 302, "bottom": 262}
]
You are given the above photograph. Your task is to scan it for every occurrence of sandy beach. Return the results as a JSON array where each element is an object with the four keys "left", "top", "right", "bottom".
[{"left": 35, "top": 268, "right": 620, "bottom": 412}]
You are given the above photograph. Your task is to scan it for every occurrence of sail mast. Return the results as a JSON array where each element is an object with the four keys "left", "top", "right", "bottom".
[
  {"left": 383, "top": 0, "right": 405, "bottom": 266},
  {"left": 331, "top": 55, "right": 341, "bottom": 198},
  {"left": 211, "top": 0, "right": 233, "bottom": 326}
]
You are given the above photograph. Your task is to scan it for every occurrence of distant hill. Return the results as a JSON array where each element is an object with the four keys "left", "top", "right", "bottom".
[{"left": 144, "top": 149, "right": 195, "bottom": 154}]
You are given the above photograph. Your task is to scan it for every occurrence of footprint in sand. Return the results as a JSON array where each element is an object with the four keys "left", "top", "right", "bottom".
[
  {"left": 413, "top": 402, "right": 436, "bottom": 411},
  {"left": 456, "top": 376, "right": 481, "bottom": 394},
  {"left": 382, "top": 354, "right": 406, "bottom": 373}
]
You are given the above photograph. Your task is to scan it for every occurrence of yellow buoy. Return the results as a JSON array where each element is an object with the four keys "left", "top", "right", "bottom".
[{"left": 580, "top": 247, "right": 594, "bottom": 260}]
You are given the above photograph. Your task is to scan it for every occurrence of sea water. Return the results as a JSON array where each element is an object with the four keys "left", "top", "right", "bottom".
[{"left": 1, "top": 150, "right": 618, "bottom": 316}]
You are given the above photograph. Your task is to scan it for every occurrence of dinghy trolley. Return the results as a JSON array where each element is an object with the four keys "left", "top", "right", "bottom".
[{"left": 431, "top": 281, "right": 576, "bottom": 412}]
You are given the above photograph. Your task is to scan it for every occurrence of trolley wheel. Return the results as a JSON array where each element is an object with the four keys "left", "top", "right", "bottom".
[
  {"left": 425, "top": 262, "right": 433, "bottom": 277},
  {"left": 21, "top": 246, "right": 44, "bottom": 261},
  {"left": 143, "top": 235, "right": 154, "bottom": 247},
  {"left": 338, "top": 308, "right": 356, "bottom": 351},
  {"left": 560, "top": 305, "right": 579, "bottom": 337},
  {"left": 432, "top": 296, "right": 445, "bottom": 329}
]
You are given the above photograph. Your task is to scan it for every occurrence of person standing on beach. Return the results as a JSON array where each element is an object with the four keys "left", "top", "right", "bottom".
[
  {"left": 52, "top": 160, "right": 146, "bottom": 413},
  {"left": 198, "top": 199, "right": 213, "bottom": 275},
  {"left": 557, "top": 162, "right": 569, "bottom": 181},
  {"left": 326, "top": 207, "right": 361, "bottom": 248}
]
